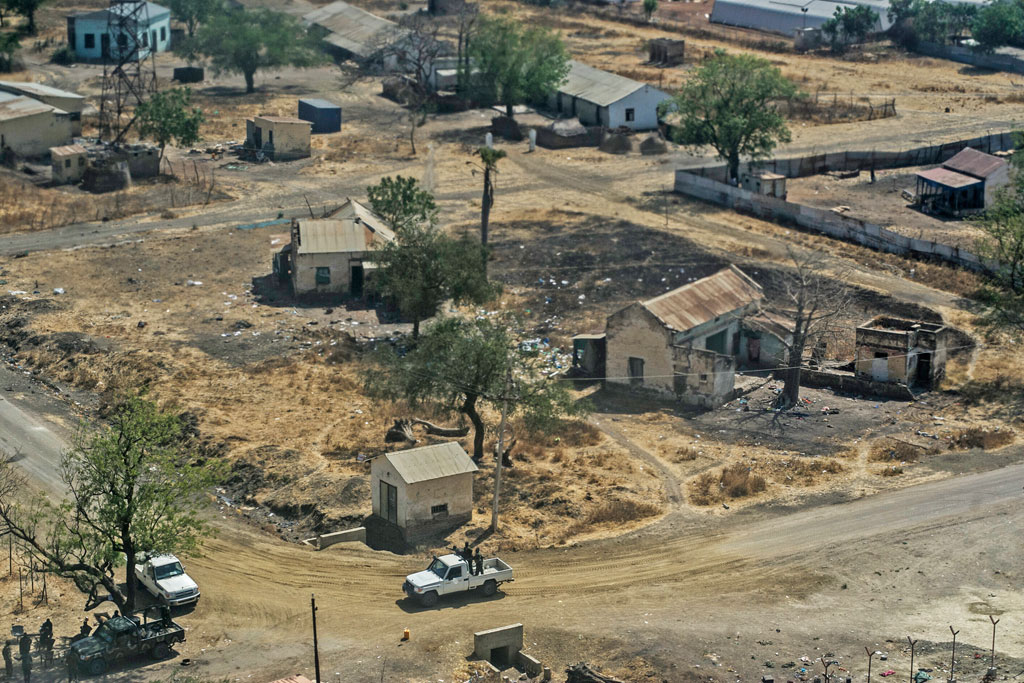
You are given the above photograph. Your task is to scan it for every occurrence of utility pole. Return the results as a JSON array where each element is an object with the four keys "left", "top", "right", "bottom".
[
  {"left": 311, "top": 594, "right": 322, "bottom": 683},
  {"left": 491, "top": 367, "right": 512, "bottom": 533}
]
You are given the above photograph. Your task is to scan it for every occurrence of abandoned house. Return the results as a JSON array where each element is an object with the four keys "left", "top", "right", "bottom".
[
  {"left": 550, "top": 61, "right": 670, "bottom": 131},
  {"left": 50, "top": 144, "right": 89, "bottom": 185},
  {"left": 0, "top": 81, "right": 85, "bottom": 136},
  {"left": 274, "top": 198, "right": 395, "bottom": 297},
  {"left": 303, "top": 1, "right": 402, "bottom": 66},
  {"left": 741, "top": 170, "right": 787, "bottom": 198},
  {"left": 915, "top": 147, "right": 1009, "bottom": 216},
  {"left": 604, "top": 266, "right": 783, "bottom": 407},
  {"left": 648, "top": 38, "right": 684, "bottom": 66},
  {"left": 67, "top": 1, "right": 172, "bottom": 62},
  {"left": 370, "top": 441, "right": 479, "bottom": 543},
  {"left": 0, "top": 94, "right": 72, "bottom": 158},
  {"left": 245, "top": 115, "right": 312, "bottom": 161},
  {"left": 854, "top": 316, "right": 947, "bottom": 389}
]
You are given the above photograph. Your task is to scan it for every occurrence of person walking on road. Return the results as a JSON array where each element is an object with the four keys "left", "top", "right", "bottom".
[{"left": 17, "top": 633, "right": 31, "bottom": 683}]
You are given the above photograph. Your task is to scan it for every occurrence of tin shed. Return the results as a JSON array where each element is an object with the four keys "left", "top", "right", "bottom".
[{"left": 298, "top": 98, "right": 342, "bottom": 134}]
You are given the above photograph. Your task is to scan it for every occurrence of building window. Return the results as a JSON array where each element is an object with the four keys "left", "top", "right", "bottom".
[
  {"left": 625, "top": 108, "right": 635, "bottom": 122},
  {"left": 160, "top": 26, "right": 166, "bottom": 41},
  {"left": 64, "top": 159, "right": 71, "bottom": 169},
  {"left": 84, "top": 33, "right": 95, "bottom": 49},
  {"left": 315, "top": 267, "right": 330, "bottom": 285},
  {"left": 79, "top": 157, "right": 86, "bottom": 167},
  {"left": 699, "top": 373, "right": 708, "bottom": 382},
  {"left": 628, "top": 357, "right": 644, "bottom": 386},
  {"left": 142, "top": 31, "right": 148, "bottom": 47},
  {"left": 430, "top": 503, "right": 448, "bottom": 518},
  {"left": 268, "top": 130, "right": 274, "bottom": 145}
]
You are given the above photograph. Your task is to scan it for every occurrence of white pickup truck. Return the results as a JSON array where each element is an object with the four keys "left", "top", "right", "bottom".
[
  {"left": 134, "top": 554, "right": 201, "bottom": 607},
  {"left": 403, "top": 553, "right": 514, "bottom": 606}
]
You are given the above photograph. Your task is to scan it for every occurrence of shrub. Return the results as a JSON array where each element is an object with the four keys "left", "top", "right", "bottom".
[
  {"left": 868, "top": 439, "right": 935, "bottom": 463},
  {"left": 950, "top": 427, "right": 1014, "bottom": 451},
  {"left": 688, "top": 463, "right": 767, "bottom": 505},
  {"left": 50, "top": 45, "right": 76, "bottom": 65}
]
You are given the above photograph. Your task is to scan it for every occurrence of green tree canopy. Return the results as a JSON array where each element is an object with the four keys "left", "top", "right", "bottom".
[
  {"left": 166, "top": 0, "right": 223, "bottom": 37},
  {"left": 972, "top": 0, "right": 1024, "bottom": 52},
  {"left": 186, "top": 7, "right": 324, "bottom": 93},
  {"left": 659, "top": 51, "right": 799, "bottom": 182},
  {"left": 367, "top": 176, "right": 497, "bottom": 338},
  {"left": 0, "top": 31, "right": 18, "bottom": 72},
  {"left": 469, "top": 14, "right": 569, "bottom": 119},
  {"left": 136, "top": 87, "right": 204, "bottom": 161},
  {"left": 0, "top": 395, "right": 222, "bottom": 614},
  {"left": 365, "top": 316, "right": 588, "bottom": 460},
  {"left": 643, "top": 0, "right": 658, "bottom": 21},
  {"left": 822, "top": 5, "right": 879, "bottom": 49},
  {"left": 5, "top": 0, "right": 46, "bottom": 34}
]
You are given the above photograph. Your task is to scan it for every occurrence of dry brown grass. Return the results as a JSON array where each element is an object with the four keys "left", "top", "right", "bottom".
[
  {"left": 867, "top": 439, "right": 937, "bottom": 463},
  {"left": 562, "top": 498, "right": 663, "bottom": 538},
  {"left": 949, "top": 427, "right": 1014, "bottom": 451},
  {"left": 878, "top": 465, "right": 905, "bottom": 477},
  {"left": 689, "top": 463, "right": 768, "bottom": 506}
]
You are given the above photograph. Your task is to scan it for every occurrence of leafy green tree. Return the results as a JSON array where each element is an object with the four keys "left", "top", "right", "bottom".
[
  {"left": 187, "top": 7, "right": 324, "bottom": 93},
  {"left": 659, "top": 51, "right": 798, "bottom": 183},
  {"left": 365, "top": 316, "right": 587, "bottom": 460},
  {"left": 5, "top": 0, "right": 45, "bottom": 34},
  {"left": 136, "top": 87, "right": 204, "bottom": 162},
  {"left": 0, "top": 395, "right": 222, "bottom": 614},
  {"left": 643, "top": 0, "right": 658, "bottom": 21},
  {"left": 367, "top": 175, "right": 438, "bottom": 234},
  {"left": 822, "top": 5, "right": 878, "bottom": 49},
  {"left": 469, "top": 14, "right": 569, "bottom": 120},
  {"left": 166, "top": 0, "right": 222, "bottom": 38},
  {"left": 367, "top": 176, "right": 496, "bottom": 338},
  {"left": 972, "top": 0, "right": 1024, "bottom": 52},
  {"left": 974, "top": 138, "right": 1024, "bottom": 331},
  {"left": 0, "top": 31, "right": 18, "bottom": 72}
]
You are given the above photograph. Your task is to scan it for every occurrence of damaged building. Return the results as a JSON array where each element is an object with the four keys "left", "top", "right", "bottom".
[
  {"left": 604, "top": 266, "right": 785, "bottom": 407},
  {"left": 274, "top": 198, "right": 394, "bottom": 297},
  {"left": 854, "top": 316, "right": 947, "bottom": 389}
]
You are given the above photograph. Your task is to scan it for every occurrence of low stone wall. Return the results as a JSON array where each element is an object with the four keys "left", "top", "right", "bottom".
[
  {"left": 801, "top": 369, "right": 916, "bottom": 400},
  {"left": 303, "top": 527, "right": 367, "bottom": 549}
]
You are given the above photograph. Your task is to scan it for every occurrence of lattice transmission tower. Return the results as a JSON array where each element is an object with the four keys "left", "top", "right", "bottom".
[{"left": 98, "top": 0, "right": 158, "bottom": 144}]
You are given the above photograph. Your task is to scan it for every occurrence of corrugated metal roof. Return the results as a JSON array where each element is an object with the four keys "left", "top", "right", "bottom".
[
  {"left": 943, "top": 147, "right": 1007, "bottom": 180},
  {"left": 385, "top": 442, "right": 478, "bottom": 485},
  {"left": 559, "top": 61, "right": 649, "bottom": 107},
  {"left": 0, "top": 81, "right": 84, "bottom": 101},
  {"left": 0, "top": 96, "right": 65, "bottom": 122},
  {"left": 710, "top": 0, "right": 891, "bottom": 35},
  {"left": 916, "top": 167, "right": 981, "bottom": 189},
  {"left": 642, "top": 265, "right": 763, "bottom": 333},
  {"left": 294, "top": 200, "right": 394, "bottom": 255},
  {"left": 50, "top": 144, "right": 88, "bottom": 157},
  {"left": 303, "top": 1, "right": 398, "bottom": 58}
]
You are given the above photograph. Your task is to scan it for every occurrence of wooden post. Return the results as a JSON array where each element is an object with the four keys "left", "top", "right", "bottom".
[
  {"left": 949, "top": 626, "right": 960, "bottom": 683},
  {"left": 989, "top": 616, "right": 999, "bottom": 670},
  {"left": 491, "top": 367, "right": 512, "bottom": 533},
  {"left": 908, "top": 637, "right": 918, "bottom": 683}
]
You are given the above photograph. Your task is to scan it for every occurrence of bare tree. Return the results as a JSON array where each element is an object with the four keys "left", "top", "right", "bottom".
[
  {"left": 752, "top": 247, "right": 851, "bottom": 408},
  {"left": 394, "top": 13, "right": 445, "bottom": 91},
  {"left": 454, "top": 2, "right": 479, "bottom": 96}
]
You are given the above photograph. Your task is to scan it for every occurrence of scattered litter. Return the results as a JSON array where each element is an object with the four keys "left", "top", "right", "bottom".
[
  {"left": 186, "top": 280, "right": 203, "bottom": 286},
  {"left": 53, "top": 288, "right": 65, "bottom": 295}
]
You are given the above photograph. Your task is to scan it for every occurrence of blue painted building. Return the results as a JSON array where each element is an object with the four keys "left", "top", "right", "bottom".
[{"left": 67, "top": 2, "right": 172, "bottom": 62}]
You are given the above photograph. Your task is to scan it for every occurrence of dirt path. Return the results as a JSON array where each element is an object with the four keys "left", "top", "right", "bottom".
[{"left": 589, "top": 415, "right": 683, "bottom": 506}]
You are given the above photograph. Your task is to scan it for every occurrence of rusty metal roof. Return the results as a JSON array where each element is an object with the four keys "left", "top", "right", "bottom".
[
  {"left": 0, "top": 96, "right": 65, "bottom": 121},
  {"left": 916, "top": 166, "right": 980, "bottom": 190},
  {"left": 384, "top": 442, "right": 478, "bottom": 485},
  {"left": 641, "top": 265, "right": 763, "bottom": 333},
  {"left": 293, "top": 199, "right": 394, "bottom": 255},
  {"left": 942, "top": 147, "right": 1007, "bottom": 180}
]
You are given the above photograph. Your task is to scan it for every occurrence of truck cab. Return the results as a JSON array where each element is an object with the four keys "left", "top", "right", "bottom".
[{"left": 134, "top": 554, "right": 200, "bottom": 607}]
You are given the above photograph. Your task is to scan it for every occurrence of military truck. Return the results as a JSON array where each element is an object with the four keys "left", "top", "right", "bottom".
[{"left": 65, "top": 607, "right": 185, "bottom": 675}]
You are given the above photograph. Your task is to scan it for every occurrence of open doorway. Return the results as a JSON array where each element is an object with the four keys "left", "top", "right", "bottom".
[{"left": 915, "top": 353, "right": 932, "bottom": 387}]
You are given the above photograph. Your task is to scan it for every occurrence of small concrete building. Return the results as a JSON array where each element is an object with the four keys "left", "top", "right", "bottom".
[
  {"left": 854, "top": 316, "right": 947, "bottom": 389},
  {"left": 0, "top": 94, "right": 73, "bottom": 158},
  {"left": 50, "top": 144, "right": 89, "bottom": 184},
  {"left": 605, "top": 266, "right": 766, "bottom": 407},
  {"left": 550, "top": 61, "right": 670, "bottom": 131},
  {"left": 742, "top": 170, "right": 787, "bottom": 198},
  {"left": 0, "top": 81, "right": 86, "bottom": 135},
  {"left": 67, "top": 2, "right": 172, "bottom": 62},
  {"left": 648, "top": 38, "right": 685, "bottom": 66},
  {"left": 275, "top": 198, "right": 395, "bottom": 297},
  {"left": 246, "top": 115, "right": 312, "bottom": 161},
  {"left": 915, "top": 147, "right": 1010, "bottom": 216},
  {"left": 371, "top": 441, "right": 479, "bottom": 543}
]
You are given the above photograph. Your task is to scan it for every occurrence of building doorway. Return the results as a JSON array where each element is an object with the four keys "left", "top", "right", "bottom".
[
  {"left": 350, "top": 264, "right": 364, "bottom": 297},
  {"left": 872, "top": 352, "right": 889, "bottom": 382},
  {"left": 380, "top": 481, "right": 397, "bottom": 525},
  {"left": 628, "top": 357, "right": 644, "bottom": 386},
  {"left": 916, "top": 353, "right": 932, "bottom": 386}
]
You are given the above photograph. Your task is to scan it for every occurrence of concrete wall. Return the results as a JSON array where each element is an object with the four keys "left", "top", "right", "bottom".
[
  {"left": 606, "top": 303, "right": 675, "bottom": 394},
  {"left": 534, "top": 126, "right": 602, "bottom": 149},
  {"left": 370, "top": 457, "right": 473, "bottom": 541},
  {"left": 607, "top": 86, "right": 670, "bottom": 131},
  {"left": 71, "top": 13, "right": 171, "bottom": 61},
  {"left": 984, "top": 163, "right": 1011, "bottom": 209},
  {"left": 801, "top": 369, "right": 915, "bottom": 400},
  {"left": 671, "top": 346, "right": 735, "bottom": 407},
  {"left": 371, "top": 456, "right": 409, "bottom": 528},
  {"left": 52, "top": 150, "right": 87, "bottom": 184},
  {"left": 0, "top": 111, "right": 72, "bottom": 158},
  {"left": 253, "top": 118, "right": 311, "bottom": 160},
  {"left": 291, "top": 251, "right": 363, "bottom": 295},
  {"left": 916, "top": 41, "right": 1024, "bottom": 76},
  {"left": 474, "top": 624, "right": 524, "bottom": 661}
]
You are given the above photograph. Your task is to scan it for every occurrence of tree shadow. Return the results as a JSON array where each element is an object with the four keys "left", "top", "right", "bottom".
[{"left": 250, "top": 274, "right": 398, "bottom": 324}]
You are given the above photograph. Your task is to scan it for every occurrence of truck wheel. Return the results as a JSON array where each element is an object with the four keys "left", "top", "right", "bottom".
[
  {"left": 481, "top": 579, "right": 498, "bottom": 597},
  {"left": 152, "top": 643, "right": 171, "bottom": 660},
  {"left": 419, "top": 591, "right": 439, "bottom": 607},
  {"left": 87, "top": 658, "right": 108, "bottom": 676}
]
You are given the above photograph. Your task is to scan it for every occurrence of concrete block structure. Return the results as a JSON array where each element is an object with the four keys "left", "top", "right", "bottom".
[
  {"left": 0, "top": 95, "right": 73, "bottom": 158},
  {"left": 474, "top": 624, "right": 524, "bottom": 667},
  {"left": 67, "top": 1, "right": 172, "bottom": 62},
  {"left": 246, "top": 115, "right": 312, "bottom": 161},
  {"left": 648, "top": 38, "right": 684, "bottom": 65},
  {"left": 854, "top": 316, "right": 947, "bottom": 389},
  {"left": 274, "top": 198, "right": 394, "bottom": 298},
  {"left": 0, "top": 81, "right": 86, "bottom": 135},
  {"left": 50, "top": 144, "right": 89, "bottom": 184},
  {"left": 370, "top": 442, "right": 478, "bottom": 544},
  {"left": 605, "top": 266, "right": 777, "bottom": 407}
]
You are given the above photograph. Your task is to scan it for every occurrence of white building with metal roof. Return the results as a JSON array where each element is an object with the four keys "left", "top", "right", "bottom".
[
  {"left": 0, "top": 81, "right": 86, "bottom": 135},
  {"left": 710, "top": 0, "right": 891, "bottom": 36},
  {"left": 550, "top": 60, "right": 670, "bottom": 131},
  {"left": 67, "top": 1, "right": 172, "bottom": 62},
  {"left": 0, "top": 93, "right": 73, "bottom": 158},
  {"left": 371, "top": 442, "right": 479, "bottom": 543},
  {"left": 275, "top": 198, "right": 395, "bottom": 298}
]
